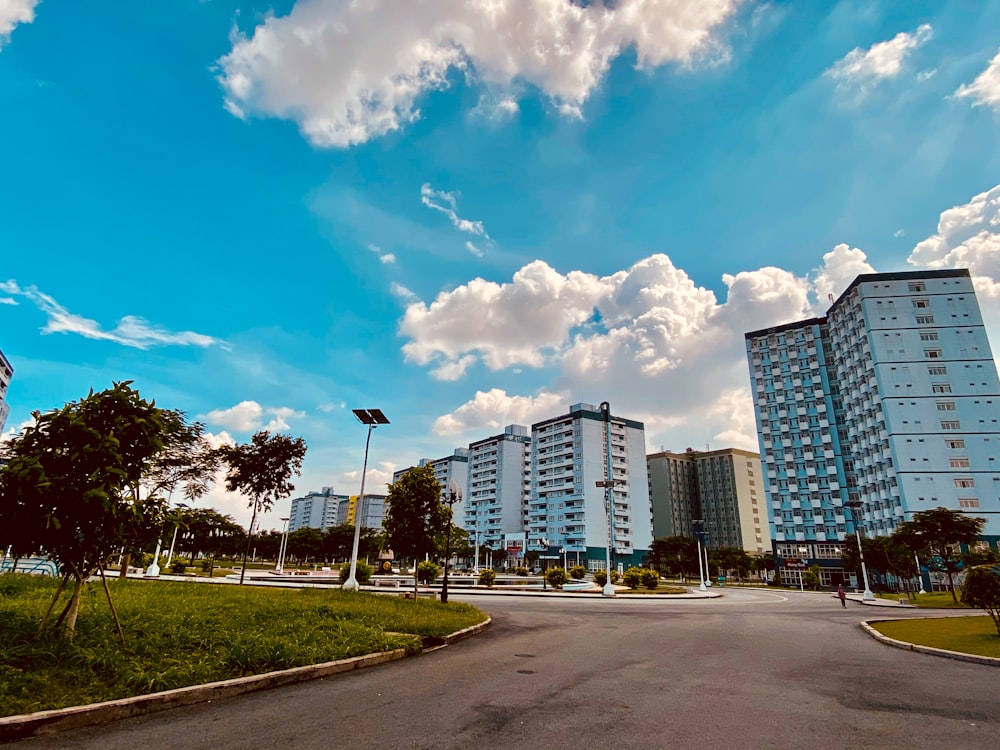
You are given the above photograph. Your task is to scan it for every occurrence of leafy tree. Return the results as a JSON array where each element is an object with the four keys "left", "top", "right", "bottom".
[
  {"left": 217, "top": 431, "right": 307, "bottom": 585},
  {"left": 649, "top": 536, "right": 698, "bottom": 579},
  {"left": 180, "top": 507, "right": 244, "bottom": 563},
  {"left": 286, "top": 527, "right": 324, "bottom": 563},
  {"left": 894, "top": 507, "right": 985, "bottom": 603},
  {"left": 382, "top": 465, "right": 447, "bottom": 599},
  {"left": 0, "top": 383, "right": 185, "bottom": 638},
  {"left": 802, "top": 564, "right": 821, "bottom": 590},
  {"left": 961, "top": 565, "right": 1000, "bottom": 635},
  {"left": 524, "top": 550, "right": 540, "bottom": 568}
]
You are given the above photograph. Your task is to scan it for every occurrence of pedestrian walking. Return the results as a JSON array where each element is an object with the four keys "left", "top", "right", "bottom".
[{"left": 837, "top": 583, "right": 847, "bottom": 608}]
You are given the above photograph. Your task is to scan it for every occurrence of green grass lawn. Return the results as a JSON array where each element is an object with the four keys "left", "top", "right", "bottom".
[
  {"left": 875, "top": 591, "right": 970, "bottom": 609},
  {"left": 870, "top": 616, "right": 1000, "bottom": 658},
  {"left": 0, "top": 573, "right": 486, "bottom": 718}
]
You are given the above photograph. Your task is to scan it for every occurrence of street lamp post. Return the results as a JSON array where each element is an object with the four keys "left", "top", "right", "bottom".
[
  {"left": 276, "top": 517, "right": 290, "bottom": 572},
  {"left": 342, "top": 408, "right": 390, "bottom": 591},
  {"left": 693, "top": 520, "right": 707, "bottom": 592},
  {"left": 844, "top": 499, "right": 875, "bottom": 601},
  {"left": 597, "top": 401, "right": 623, "bottom": 598},
  {"left": 441, "top": 486, "right": 461, "bottom": 604}
]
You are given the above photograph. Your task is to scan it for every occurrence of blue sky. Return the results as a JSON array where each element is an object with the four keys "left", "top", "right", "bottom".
[{"left": 2, "top": 0, "right": 1000, "bottom": 528}]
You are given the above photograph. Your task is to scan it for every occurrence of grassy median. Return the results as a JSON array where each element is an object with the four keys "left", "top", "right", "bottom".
[
  {"left": 0, "top": 573, "right": 486, "bottom": 718},
  {"left": 869, "top": 616, "right": 1000, "bottom": 658}
]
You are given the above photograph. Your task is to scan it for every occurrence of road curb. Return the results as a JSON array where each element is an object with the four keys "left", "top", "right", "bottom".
[
  {"left": 860, "top": 619, "right": 1000, "bottom": 667},
  {"left": 0, "top": 617, "right": 492, "bottom": 742}
]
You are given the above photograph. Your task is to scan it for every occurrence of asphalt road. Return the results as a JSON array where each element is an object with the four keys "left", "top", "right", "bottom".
[{"left": 17, "top": 589, "right": 1000, "bottom": 750}]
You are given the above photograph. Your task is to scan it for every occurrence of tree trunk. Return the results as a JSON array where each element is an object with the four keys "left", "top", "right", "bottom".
[
  {"left": 239, "top": 502, "right": 259, "bottom": 585},
  {"left": 37, "top": 573, "right": 71, "bottom": 636},
  {"left": 63, "top": 575, "right": 85, "bottom": 638},
  {"left": 99, "top": 566, "right": 126, "bottom": 645},
  {"left": 947, "top": 570, "right": 958, "bottom": 603},
  {"left": 119, "top": 552, "right": 131, "bottom": 578}
]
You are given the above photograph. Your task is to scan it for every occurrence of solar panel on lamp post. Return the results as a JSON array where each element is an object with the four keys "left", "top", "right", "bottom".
[{"left": 342, "top": 408, "right": 390, "bottom": 591}]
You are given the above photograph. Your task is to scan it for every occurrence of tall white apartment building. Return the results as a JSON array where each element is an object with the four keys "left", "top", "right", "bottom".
[
  {"left": 0, "top": 349, "right": 12, "bottom": 434},
  {"left": 288, "top": 487, "right": 342, "bottom": 532},
  {"left": 647, "top": 448, "right": 768, "bottom": 554},
  {"left": 465, "top": 425, "right": 531, "bottom": 551},
  {"left": 746, "top": 269, "right": 1000, "bottom": 583},
  {"left": 528, "top": 402, "right": 652, "bottom": 570},
  {"left": 392, "top": 449, "right": 470, "bottom": 529}
]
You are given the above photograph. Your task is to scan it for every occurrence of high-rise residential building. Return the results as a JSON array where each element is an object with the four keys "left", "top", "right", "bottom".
[
  {"left": 527, "top": 402, "right": 652, "bottom": 570},
  {"left": 746, "top": 269, "right": 1000, "bottom": 586},
  {"left": 0, "top": 348, "right": 12, "bottom": 434},
  {"left": 647, "top": 448, "right": 768, "bottom": 554},
  {"left": 465, "top": 425, "right": 531, "bottom": 551},
  {"left": 288, "top": 487, "right": 342, "bottom": 532},
  {"left": 392, "top": 448, "right": 470, "bottom": 528},
  {"left": 287, "top": 487, "right": 386, "bottom": 533}
]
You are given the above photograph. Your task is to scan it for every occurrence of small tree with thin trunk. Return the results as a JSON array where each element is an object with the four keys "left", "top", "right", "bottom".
[
  {"left": 216, "top": 431, "right": 307, "bottom": 585},
  {"left": 0, "top": 383, "right": 182, "bottom": 638},
  {"left": 894, "top": 507, "right": 985, "bottom": 603},
  {"left": 382, "top": 465, "right": 446, "bottom": 600}
]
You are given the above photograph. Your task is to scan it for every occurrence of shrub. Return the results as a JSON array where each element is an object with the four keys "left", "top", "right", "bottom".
[
  {"left": 338, "top": 561, "right": 373, "bottom": 585},
  {"left": 514, "top": 566, "right": 529, "bottom": 576},
  {"left": 545, "top": 567, "right": 569, "bottom": 589},
  {"left": 961, "top": 565, "right": 1000, "bottom": 635},
  {"left": 640, "top": 568, "right": 660, "bottom": 590},
  {"left": 622, "top": 567, "right": 643, "bottom": 589},
  {"left": 169, "top": 561, "right": 187, "bottom": 575},
  {"left": 569, "top": 565, "right": 587, "bottom": 580},
  {"left": 417, "top": 561, "right": 441, "bottom": 585},
  {"left": 478, "top": 569, "right": 496, "bottom": 588},
  {"left": 199, "top": 558, "right": 214, "bottom": 573},
  {"left": 610, "top": 570, "right": 620, "bottom": 584},
  {"left": 593, "top": 569, "right": 608, "bottom": 586}
]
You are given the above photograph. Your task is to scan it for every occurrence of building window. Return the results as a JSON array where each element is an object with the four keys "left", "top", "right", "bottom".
[
  {"left": 936, "top": 401, "right": 957, "bottom": 411},
  {"left": 928, "top": 365, "right": 948, "bottom": 376},
  {"left": 919, "top": 331, "right": 939, "bottom": 342},
  {"left": 932, "top": 384, "right": 952, "bottom": 393},
  {"left": 949, "top": 458, "right": 971, "bottom": 468},
  {"left": 909, "top": 282, "right": 927, "bottom": 292},
  {"left": 959, "top": 498, "right": 980, "bottom": 509},
  {"left": 946, "top": 439, "right": 966, "bottom": 449},
  {"left": 924, "top": 349, "right": 943, "bottom": 359},
  {"left": 954, "top": 478, "right": 975, "bottom": 488},
  {"left": 916, "top": 315, "right": 935, "bottom": 324},
  {"left": 941, "top": 420, "right": 961, "bottom": 430},
  {"left": 913, "top": 298, "right": 930, "bottom": 308}
]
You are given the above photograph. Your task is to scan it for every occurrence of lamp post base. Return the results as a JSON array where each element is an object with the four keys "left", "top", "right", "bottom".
[
  {"left": 602, "top": 582, "right": 616, "bottom": 597},
  {"left": 341, "top": 577, "right": 360, "bottom": 591}
]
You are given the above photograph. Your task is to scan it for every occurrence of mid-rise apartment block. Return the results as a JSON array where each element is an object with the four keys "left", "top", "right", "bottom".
[
  {"left": 528, "top": 402, "right": 652, "bottom": 570},
  {"left": 0, "top": 348, "right": 12, "bottom": 434},
  {"left": 746, "top": 269, "right": 1000, "bottom": 584},
  {"left": 465, "top": 425, "right": 531, "bottom": 551},
  {"left": 288, "top": 487, "right": 386, "bottom": 533},
  {"left": 392, "top": 448, "right": 470, "bottom": 529},
  {"left": 647, "top": 448, "right": 768, "bottom": 554}
]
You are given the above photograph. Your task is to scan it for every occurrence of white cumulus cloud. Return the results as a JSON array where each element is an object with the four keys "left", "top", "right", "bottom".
[
  {"left": 217, "top": 0, "right": 740, "bottom": 147},
  {"left": 202, "top": 401, "right": 306, "bottom": 433},
  {"left": 955, "top": 49, "right": 1000, "bottom": 112},
  {"left": 433, "top": 389, "right": 567, "bottom": 436},
  {"left": 0, "top": 0, "right": 38, "bottom": 52},
  {"left": 908, "top": 183, "right": 1000, "bottom": 297},
  {"left": 421, "top": 247, "right": 887, "bottom": 450},
  {"left": 826, "top": 24, "right": 932, "bottom": 97}
]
